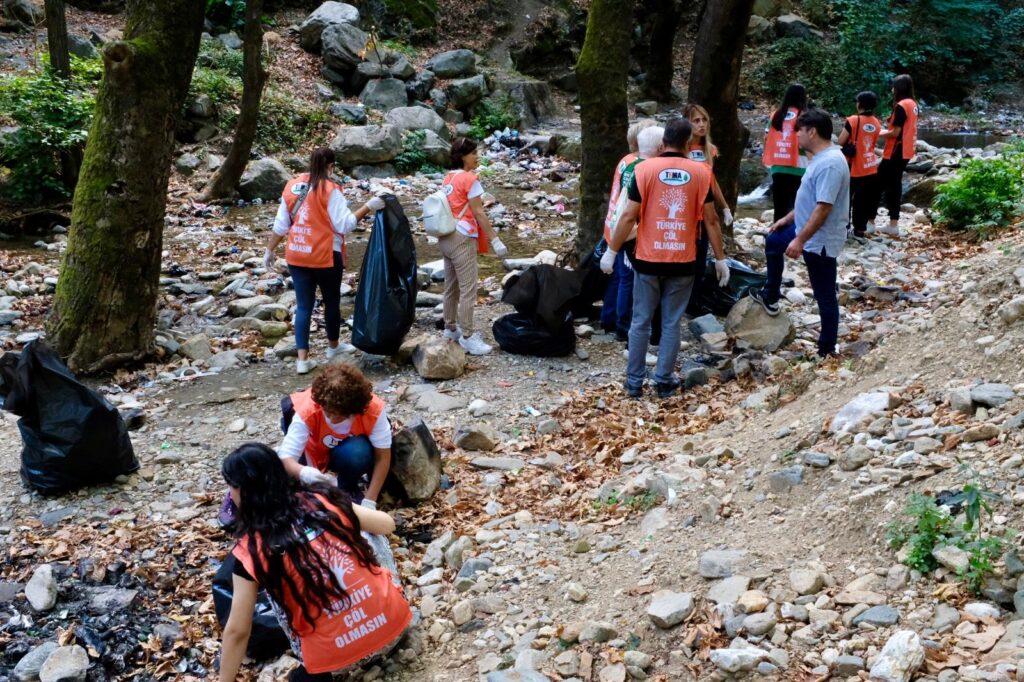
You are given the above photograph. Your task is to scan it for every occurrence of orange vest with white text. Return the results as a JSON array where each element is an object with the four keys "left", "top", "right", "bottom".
[
  {"left": 282, "top": 174, "right": 342, "bottom": 269},
  {"left": 632, "top": 155, "right": 712, "bottom": 264},
  {"left": 762, "top": 108, "right": 801, "bottom": 167},
  {"left": 291, "top": 389, "right": 387, "bottom": 472},
  {"left": 604, "top": 153, "right": 639, "bottom": 242},
  {"left": 883, "top": 99, "right": 918, "bottom": 161},
  {"left": 442, "top": 170, "right": 488, "bottom": 253},
  {"left": 232, "top": 497, "right": 411, "bottom": 674},
  {"left": 846, "top": 115, "right": 882, "bottom": 177}
]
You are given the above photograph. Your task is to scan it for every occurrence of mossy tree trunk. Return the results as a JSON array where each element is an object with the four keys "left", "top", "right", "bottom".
[
  {"left": 201, "top": 0, "right": 267, "bottom": 202},
  {"left": 46, "top": 0, "right": 206, "bottom": 373},
  {"left": 688, "top": 0, "right": 756, "bottom": 236},
  {"left": 44, "top": 0, "right": 70, "bottom": 79},
  {"left": 573, "top": 0, "right": 634, "bottom": 263},
  {"left": 637, "top": 0, "right": 684, "bottom": 103}
]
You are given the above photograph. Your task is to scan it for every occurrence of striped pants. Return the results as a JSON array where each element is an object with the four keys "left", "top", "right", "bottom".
[{"left": 437, "top": 231, "right": 479, "bottom": 336}]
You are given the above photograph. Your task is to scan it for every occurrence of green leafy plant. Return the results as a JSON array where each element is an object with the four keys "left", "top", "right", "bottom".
[
  {"left": 886, "top": 493, "right": 955, "bottom": 572},
  {"left": 394, "top": 129, "right": 430, "bottom": 174},
  {"left": 206, "top": 0, "right": 247, "bottom": 31},
  {"left": 933, "top": 146, "right": 1024, "bottom": 236},
  {"left": 196, "top": 40, "right": 245, "bottom": 79},
  {"left": 469, "top": 95, "right": 520, "bottom": 141}
]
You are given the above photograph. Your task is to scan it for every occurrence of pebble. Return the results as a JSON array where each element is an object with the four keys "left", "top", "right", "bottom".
[
  {"left": 39, "top": 645, "right": 89, "bottom": 682},
  {"left": 646, "top": 590, "right": 694, "bottom": 629},
  {"left": 25, "top": 564, "right": 58, "bottom": 612}
]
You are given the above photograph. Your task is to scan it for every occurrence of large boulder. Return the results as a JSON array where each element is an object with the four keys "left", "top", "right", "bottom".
[
  {"left": 359, "top": 78, "right": 409, "bottom": 111},
  {"left": 349, "top": 61, "right": 390, "bottom": 93},
  {"left": 425, "top": 49, "right": 477, "bottom": 78},
  {"left": 385, "top": 106, "right": 448, "bottom": 139},
  {"left": 3, "top": 0, "right": 43, "bottom": 27},
  {"left": 903, "top": 176, "right": 944, "bottom": 207},
  {"left": 508, "top": 5, "right": 586, "bottom": 89},
  {"left": 321, "top": 22, "right": 368, "bottom": 72},
  {"left": 774, "top": 13, "right": 824, "bottom": 40},
  {"left": 421, "top": 130, "right": 451, "bottom": 167},
  {"left": 412, "top": 337, "right": 466, "bottom": 380},
  {"left": 724, "top": 296, "right": 796, "bottom": 352},
  {"left": 39, "top": 645, "right": 89, "bottom": 682},
  {"left": 747, "top": 15, "right": 773, "bottom": 43},
  {"left": 329, "top": 124, "right": 402, "bottom": 166},
  {"left": 406, "top": 70, "right": 436, "bottom": 102},
  {"left": 446, "top": 74, "right": 488, "bottom": 109},
  {"left": 238, "top": 158, "right": 290, "bottom": 201},
  {"left": 387, "top": 418, "right": 441, "bottom": 503},
  {"left": 752, "top": 0, "right": 793, "bottom": 18},
  {"left": 299, "top": 1, "right": 359, "bottom": 53},
  {"left": 492, "top": 78, "right": 556, "bottom": 128}
]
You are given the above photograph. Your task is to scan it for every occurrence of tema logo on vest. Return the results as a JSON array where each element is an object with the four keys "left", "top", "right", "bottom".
[
  {"left": 291, "top": 182, "right": 309, "bottom": 195},
  {"left": 658, "top": 169, "right": 691, "bottom": 187},
  {"left": 784, "top": 110, "right": 797, "bottom": 121},
  {"left": 322, "top": 434, "right": 345, "bottom": 448},
  {"left": 862, "top": 123, "right": 877, "bottom": 133}
]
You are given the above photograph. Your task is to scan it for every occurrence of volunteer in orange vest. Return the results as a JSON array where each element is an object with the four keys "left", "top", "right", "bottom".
[
  {"left": 762, "top": 83, "right": 808, "bottom": 223},
  {"left": 263, "top": 148, "right": 384, "bottom": 375},
  {"left": 437, "top": 137, "right": 508, "bottom": 356},
  {"left": 836, "top": 90, "right": 882, "bottom": 238},
  {"left": 601, "top": 119, "right": 656, "bottom": 339},
  {"left": 219, "top": 443, "right": 411, "bottom": 682},
  {"left": 600, "top": 118, "right": 729, "bottom": 400},
  {"left": 277, "top": 364, "right": 392, "bottom": 509},
  {"left": 876, "top": 74, "right": 919, "bottom": 237}
]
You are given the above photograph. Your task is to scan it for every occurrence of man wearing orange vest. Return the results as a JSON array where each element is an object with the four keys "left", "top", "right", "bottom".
[
  {"left": 277, "top": 364, "right": 391, "bottom": 508},
  {"left": 601, "top": 118, "right": 729, "bottom": 399}
]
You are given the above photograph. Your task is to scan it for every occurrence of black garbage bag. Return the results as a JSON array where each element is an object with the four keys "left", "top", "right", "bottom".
[
  {"left": 493, "top": 312, "right": 576, "bottom": 357},
  {"left": 1, "top": 341, "right": 138, "bottom": 495},
  {"left": 352, "top": 194, "right": 417, "bottom": 355},
  {"left": 502, "top": 264, "right": 582, "bottom": 335},
  {"left": 212, "top": 554, "right": 290, "bottom": 660},
  {"left": 696, "top": 257, "right": 771, "bottom": 317},
  {"left": 570, "top": 240, "right": 611, "bottom": 320}
]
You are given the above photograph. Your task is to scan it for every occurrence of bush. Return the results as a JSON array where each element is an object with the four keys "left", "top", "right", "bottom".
[
  {"left": 468, "top": 95, "right": 520, "bottom": 141},
  {"left": 933, "top": 144, "right": 1024, "bottom": 236},
  {"left": 206, "top": 0, "right": 246, "bottom": 31},
  {"left": 197, "top": 40, "right": 245, "bottom": 79}
]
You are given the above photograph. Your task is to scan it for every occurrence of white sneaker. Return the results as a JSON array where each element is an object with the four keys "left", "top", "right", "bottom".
[
  {"left": 442, "top": 328, "right": 461, "bottom": 342},
  {"left": 878, "top": 224, "right": 900, "bottom": 236},
  {"left": 296, "top": 358, "right": 317, "bottom": 375},
  {"left": 459, "top": 332, "right": 492, "bottom": 356},
  {"left": 326, "top": 343, "right": 356, "bottom": 361}
]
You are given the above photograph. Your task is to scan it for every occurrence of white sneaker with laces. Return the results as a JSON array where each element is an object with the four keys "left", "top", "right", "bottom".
[
  {"left": 442, "top": 328, "right": 461, "bottom": 342},
  {"left": 296, "top": 358, "right": 317, "bottom": 375},
  {"left": 326, "top": 343, "right": 356, "bottom": 361},
  {"left": 459, "top": 332, "right": 492, "bottom": 356},
  {"left": 878, "top": 224, "right": 900, "bottom": 236}
]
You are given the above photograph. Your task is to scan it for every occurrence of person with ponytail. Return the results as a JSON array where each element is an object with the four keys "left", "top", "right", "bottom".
[
  {"left": 263, "top": 148, "right": 384, "bottom": 375},
  {"left": 836, "top": 91, "right": 882, "bottom": 238},
  {"left": 218, "top": 443, "right": 411, "bottom": 682},
  {"left": 762, "top": 84, "right": 808, "bottom": 223},
  {"left": 876, "top": 74, "right": 919, "bottom": 236}
]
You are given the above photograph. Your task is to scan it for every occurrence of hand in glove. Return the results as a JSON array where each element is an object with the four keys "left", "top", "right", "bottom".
[
  {"left": 491, "top": 238, "right": 508, "bottom": 257},
  {"left": 600, "top": 248, "right": 617, "bottom": 275},
  {"left": 262, "top": 248, "right": 275, "bottom": 271},
  {"left": 299, "top": 465, "right": 337, "bottom": 487},
  {"left": 715, "top": 259, "right": 730, "bottom": 288},
  {"left": 360, "top": 498, "right": 377, "bottom": 510},
  {"left": 722, "top": 208, "right": 734, "bottom": 227},
  {"left": 365, "top": 196, "right": 386, "bottom": 212}
]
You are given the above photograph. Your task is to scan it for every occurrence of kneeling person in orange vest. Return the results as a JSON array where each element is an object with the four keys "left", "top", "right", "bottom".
[
  {"left": 601, "top": 118, "right": 729, "bottom": 400},
  {"left": 278, "top": 364, "right": 391, "bottom": 509}
]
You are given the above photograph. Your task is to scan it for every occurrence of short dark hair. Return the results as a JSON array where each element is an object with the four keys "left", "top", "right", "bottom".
[
  {"left": 796, "top": 108, "right": 832, "bottom": 140},
  {"left": 856, "top": 90, "right": 878, "bottom": 114},
  {"left": 449, "top": 137, "right": 478, "bottom": 169},
  {"left": 312, "top": 364, "right": 373, "bottom": 417},
  {"left": 662, "top": 118, "right": 692, "bottom": 150}
]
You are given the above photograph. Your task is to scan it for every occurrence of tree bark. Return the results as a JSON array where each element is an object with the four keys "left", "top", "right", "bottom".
[
  {"left": 573, "top": 0, "right": 634, "bottom": 263},
  {"left": 688, "top": 0, "right": 756, "bottom": 235},
  {"left": 200, "top": 0, "right": 268, "bottom": 202},
  {"left": 637, "top": 0, "right": 683, "bottom": 103},
  {"left": 44, "top": 0, "right": 70, "bottom": 79},
  {"left": 46, "top": 0, "right": 207, "bottom": 373}
]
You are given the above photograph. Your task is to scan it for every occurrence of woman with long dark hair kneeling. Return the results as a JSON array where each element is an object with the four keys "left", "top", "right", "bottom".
[{"left": 218, "top": 443, "right": 411, "bottom": 682}]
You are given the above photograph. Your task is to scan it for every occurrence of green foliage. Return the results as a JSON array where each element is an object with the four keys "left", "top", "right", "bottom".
[
  {"left": 197, "top": 40, "right": 245, "bottom": 79},
  {"left": 0, "top": 66, "right": 95, "bottom": 203},
  {"left": 933, "top": 144, "right": 1024, "bottom": 236},
  {"left": 247, "top": 90, "right": 329, "bottom": 154},
  {"left": 394, "top": 129, "right": 429, "bottom": 174},
  {"left": 469, "top": 96, "right": 520, "bottom": 141},
  {"left": 886, "top": 493, "right": 954, "bottom": 572},
  {"left": 189, "top": 65, "right": 243, "bottom": 106},
  {"left": 206, "top": 0, "right": 247, "bottom": 31},
  {"left": 958, "top": 534, "right": 1009, "bottom": 595}
]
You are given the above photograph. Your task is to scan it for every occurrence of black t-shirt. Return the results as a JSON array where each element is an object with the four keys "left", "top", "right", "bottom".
[
  {"left": 233, "top": 556, "right": 255, "bottom": 581},
  {"left": 889, "top": 104, "right": 908, "bottom": 155},
  {"left": 625, "top": 152, "right": 714, "bottom": 277}
]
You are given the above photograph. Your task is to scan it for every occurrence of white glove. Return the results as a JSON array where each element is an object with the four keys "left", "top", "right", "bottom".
[
  {"left": 299, "top": 465, "right": 337, "bottom": 487},
  {"left": 365, "top": 196, "right": 386, "bottom": 212},
  {"left": 360, "top": 498, "right": 377, "bottom": 510},
  {"left": 723, "top": 208, "right": 734, "bottom": 227},
  {"left": 715, "top": 259, "right": 730, "bottom": 288},
  {"left": 262, "top": 248, "right": 275, "bottom": 271},
  {"left": 491, "top": 237, "right": 508, "bottom": 257},
  {"left": 623, "top": 254, "right": 633, "bottom": 271},
  {"left": 600, "top": 248, "right": 617, "bottom": 274}
]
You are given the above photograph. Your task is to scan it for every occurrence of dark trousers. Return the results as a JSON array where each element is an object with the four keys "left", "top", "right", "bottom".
[
  {"left": 685, "top": 230, "right": 710, "bottom": 317},
  {"left": 771, "top": 172, "right": 802, "bottom": 223},
  {"left": 601, "top": 249, "right": 634, "bottom": 338},
  {"left": 850, "top": 174, "right": 880, "bottom": 234},
  {"left": 759, "top": 224, "right": 796, "bottom": 305},
  {"left": 288, "top": 251, "right": 343, "bottom": 351},
  {"left": 280, "top": 398, "right": 375, "bottom": 499},
  {"left": 802, "top": 249, "right": 839, "bottom": 358},
  {"left": 288, "top": 667, "right": 331, "bottom": 682},
  {"left": 877, "top": 156, "right": 909, "bottom": 221}
]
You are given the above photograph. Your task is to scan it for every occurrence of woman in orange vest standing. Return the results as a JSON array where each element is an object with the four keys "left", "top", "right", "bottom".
[
  {"left": 263, "top": 148, "right": 385, "bottom": 375},
  {"left": 837, "top": 91, "right": 883, "bottom": 238},
  {"left": 437, "top": 137, "right": 508, "bottom": 356},
  {"left": 219, "top": 443, "right": 411, "bottom": 682},
  {"left": 876, "top": 74, "right": 918, "bottom": 236},
  {"left": 762, "top": 83, "right": 808, "bottom": 223},
  {"left": 276, "top": 364, "right": 392, "bottom": 510}
]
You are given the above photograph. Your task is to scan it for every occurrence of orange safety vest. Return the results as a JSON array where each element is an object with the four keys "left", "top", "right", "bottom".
[
  {"left": 291, "top": 389, "right": 387, "bottom": 472},
  {"left": 282, "top": 174, "right": 343, "bottom": 269},
  {"left": 603, "top": 153, "right": 638, "bottom": 242},
  {"left": 442, "top": 170, "right": 487, "bottom": 254},
  {"left": 232, "top": 496, "right": 411, "bottom": 674},
  {"left": 883, "top": 98, "right": 918, "bottom": 161},
  {"left": 632, "top": 155, "right": 712, "bottom": 264},
  {"left": 687, "top": 143, "right": 717, "bottom": 166},
  {"left": 846, "top": 115, "right": 882, "bottom": 177},
  {"left": 762, "top": 108, "right": 802, "bottom": 168}
]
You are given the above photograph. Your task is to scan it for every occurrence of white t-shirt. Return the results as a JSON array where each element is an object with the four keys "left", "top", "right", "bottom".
[
  {"left": 277, "top": 407, "right": 392, "bottom": 461},
  {"left": 272, "top": 187, "right": 357, "bottom": 253}
]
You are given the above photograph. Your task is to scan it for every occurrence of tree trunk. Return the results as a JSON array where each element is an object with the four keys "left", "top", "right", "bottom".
[
  {"left": 44, "top": 0, "right": 70, "bottom": 79},
  {"left": 688, "top": 0, "right": 756, "bottom": 235},
  {"left": 200, "top": 0, "right": 268, "bottom": 202},
  {"left": 637, "top": 0, "right": 683, "bottom": 103},
  {"left": 573, "top": 0, "right": 634, "bottom": 263},
  {"left": 46, "top": 0, "right": 207, "bottom": 373}
]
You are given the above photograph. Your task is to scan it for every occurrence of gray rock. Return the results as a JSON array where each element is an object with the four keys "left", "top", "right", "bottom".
[
  {"left": 932, "top": 603, "right": 960, "bottom": 632},
  {"left": 446, "top": 74, "right": 488, "bottom": 109},
  {"left": 835, "top": 655, "right": 865, "bottom": 675},
  {"left": 470, "top": 457, "right": 525, "bottom": 471},
  {"left": 768, "top": 465, "right": 804, "bottom": 493},
  {"left": 175, "top": 153, "right": 201, "bottom": 176},
  {"left": 39, "top": 645, "right": 89, "bottom": 682},
  {"left": 800, "top": 451, "right": 831, "bottom": 467},
  {"left": 724, "top": 296, "right": 795, "bottom": 352},
  {"left": 425, "top": 49, "right": 477, "bottom": 78},
  {"left": 187, "top": 93, "right": 218, "bottom": 118},
  {"left": 25, "top": 564, "right": 57, "bottom": 612},
  {"left": 179, "top": 334, "right": 212, "bottom": 361},
  {"left": 88, "top": 587, "right": 138, "bottom": 614},
  {"left": 14, "top": 641, "right": 60, "bottom": 681},
  {"left": 1006, "top": 550, "right": 1024, "bottom": 577},
  {"left": 699, "top": 549, "right": 749, "bottom": 578},
  {"left": 329, "top": 124, "right": 402, "bottom": 166},
  {"left": 774, "top": 13, "right": 823, "bottom": 39},
  {"left": 406, "top": 70, "right": 436, "bottom": 101},
  {"left": 742, "top": 610, "right": 777, "bottom": 636},
  {"left": 949, "top": 387, "right": 974, "bottom": 414},
  {"left": 0, "top": 581, "right": 23, "bottom": 603},
  {"left": 710, "top": 648, "right": 766, "bottom": 674},
  {"left": 349, "top": 60, "right": 389, "bottom": 92},
  {"left": 238, "top": 158, "right": 290, "bottom": 200},
  {"left": 491, "top": 77, "right": 556, "bottom": 127},
  {"left": 4, "top": 0, "right": 43, "bottom": 26},
  {"left": 486, "top": 671, "right": 548, "bottom": 682},
  {"left": 299, "top": 1, "right": 359, "bottom": 53},
  {"left": 387, "top": 418, "right": 441, "bottom": 503},
  {"left": 455, "top": 423, "right": 502, "bottom": 451},
  {"left": 67, "top": 34, "right": 96, "bottom": 59},
  {"left": 689, "top": 313, "right": 725, "bottom": 337},
  {"left": 830, "top": 391, "right": 894, "bottom": 433},
  {"left": 970, "top": 383, "right": 1015, "bottom": 407},
  {"left": 228, "top": 294, "right": 272, "bottom": 316},
  {"left": 351, "top": 164, "right": 396, "bottom": 180},
  {"left": 869, "top": 630, "right": 924, "bottom": 681},
  {"left": 852, "top": 604, "right": 899, "bottom": 626},
  {"left": 839, "top": 445, "right": 873, "bottom": 471},
  {"left": 444, "top": 536, "right": 474, "bottom": 571},
  {"left": 933, "top": 545, "right": 970, "bottom": 573},
  {"left": 329, "top": 102, "right": 367, "bottom": 125},
  {"left": 360, "top": 78, "right": 409, "bottom": 112},
  {"left": 217, "top": 31, "right": 242, "bottom": 49},
  {"left": 421, "top": 129, "right": 451, "bottom": 167},
  {"left": 789, "top": 568, "right": 823, "bottom": 596},
  {"left": 997, "top": 296, "right": 1024, "bottom": 325},
  {"left": 412, "top": 337, "right": 466, "bottom": 380},
  {"left": 579, "top": 621, "right": 618, "bottom": 643},
  {"left": 707, "top": 575, "right": 751, "bottom": 605},
  {"left": 384, "top": 106, "right": 448, "bottom": 139},
  {"left": 635, "top": 100, "right": 657, "bottom": 116},
  {"left": 457, "top": 556, "right": 492, "bottom": 579},
  {"left": 321, "top": 22, "right": 368, "bottom": 71}
]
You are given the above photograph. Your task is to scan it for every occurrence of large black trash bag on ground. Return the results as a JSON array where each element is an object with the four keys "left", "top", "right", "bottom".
[
  {"left": 572, "top": 240, "right": 611, "bottom": 320},
  {"left": 493, "top": 312, "right": 576, "bottom": 357},
  {"left": 501, "top": 264, "right": 582, "bottom": 335},
  {"left": 352, "top": 194, "right": 417, "bottom": 355},
  {"left": 212, "top": 554, "right": 290, "bottom": 660},
  {"left": 696, "top": 257, "right": 771, "bottom": 317},
  {"left": 0, "top": 341, "right": 138, "bottom": 495}
]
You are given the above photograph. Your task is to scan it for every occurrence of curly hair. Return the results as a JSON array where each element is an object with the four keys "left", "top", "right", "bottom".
[{"left": 311, "top": 363, "right": 373, "bottom": 417}]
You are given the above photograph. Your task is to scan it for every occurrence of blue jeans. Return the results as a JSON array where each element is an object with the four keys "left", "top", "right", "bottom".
[
  {"left": 327, "top": 435, "right": 375, "bottom": 499},
  {"left": 601, "top": 250, "right": 634, "bottom": 337},
  {"left": 758, "top": 224, "right": 796, "bottom": 305},
  {"left": 802, "top": 249, "right": 839, "bottom": 358},
  {"left": 627, "top": 273, "right": 694, "bottom": 389},
  {"left": 288, "top": 251, "right": 342, "bottom": 351}
]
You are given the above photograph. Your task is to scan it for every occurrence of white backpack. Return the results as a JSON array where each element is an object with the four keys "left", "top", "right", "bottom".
[{"left": 422, "top": 173, "right": 468, "bottom": 237}]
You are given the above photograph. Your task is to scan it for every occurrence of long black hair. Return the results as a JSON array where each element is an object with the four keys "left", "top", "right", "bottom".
[
  {"left": 892, "top": 74, "right": 915, "bottom": 104},
  {"left": 307, "top": 147, "right": 335, "bottom": 194},
  {"left": 771, "top": 83, "right": 808, "bottom": 131},
  {"left": 222, "top": 443, "right": 379, "bottom": 629}
]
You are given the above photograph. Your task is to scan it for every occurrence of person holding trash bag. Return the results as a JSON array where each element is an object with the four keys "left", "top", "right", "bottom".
[
  {"left": 218, "top": 443, "right": 411, "bottom": 682},
  {"left": 438, "top": 137, "right": 508, "bottom": 356},
  {"left": 601, "top": 119, "right": 729, "bottom": 400},
  {"left": 263, "top": 148, "right": 384, "bottom": 375},
  {"left": 762, "top": 84, "right": 808, "bottom": 223}
]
